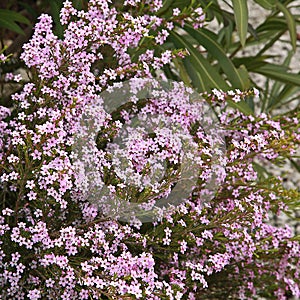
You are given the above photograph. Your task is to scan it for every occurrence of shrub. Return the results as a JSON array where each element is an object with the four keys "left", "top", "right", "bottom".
[{"left": 0, "top": 0, "right": 300, "bottom": 299}]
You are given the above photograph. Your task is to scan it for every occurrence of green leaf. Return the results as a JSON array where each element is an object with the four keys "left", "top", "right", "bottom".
[
  {"left": 266, "top": 88, "right": 300, "bottom": 111},
  {"left": 233, "top": 55, "right": 275, "bottom": 70},
  {"left": 266, "top": 52, "right": 294, "bottom": 110},
  {"left": 252, "top": 161, "right": 271, "bottom": 180},
  {"left": 231, "top": 0, "right": 248, "bottom": 47},
  {"left": 241, "top": 29, "right": 284, "bottom": 51},
  {"left": 0, "top": 9, "right": 30, "bottom": 25},
  {"left": 255, "top": 63, "right": 300, "bottom": 86},
  {"left": 0, "top": 9, "right": 30, "bottom": 35},
  {"left": 256, "top": 17, "right": 288, "bottom": 33},
  {"left": 170, "top": 31, "right": 230, "bottom": 92},
  {"left": 237, "top": 65, "right": 250, "bottom": 89},
  {"left": 276, "top": 1, "right": 297, "bottom": 51},
  {"left": 172, "top": 57, "right": 191, "bottom": 86},
  {"left": 0, "top": 19, "right": 24, "bottom": 35},
  {"left": 256, "top": 31, "right": 285, "bottom": 57},
  {"left": 278, "top": 84, "right": 300, "bottom": 100},
  {"left": 271, "top": 85, "right": 300, "bottom": 109},
  {"left": 184, "top": 58, "right": 207, "bottom": 91},
  {"left": 49, "top": 0, "right": 64, "bottom": 38},
  {"left": 253, "top": 0, "right": 276, "bottom": 10},
  {"left": 157, "top": 0, "right": 173, "bottom": 16},
  {"left": 290, "top": 158, "right": 300, "bottom": 173},
  {"left": 227, "top": 99, "right": 253, "bottom": 115},
  {"left": 183, "top": 24, "right": 249, "bottom": 90},
  {"left": 218, "top": 21, "right": 234, "bottom": 49},
  {"left": 19, "top": 2, "right": 39, "bottom": 19}
]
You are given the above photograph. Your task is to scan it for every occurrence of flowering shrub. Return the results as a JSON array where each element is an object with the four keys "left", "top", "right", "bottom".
[{"left": 0, "top": 0, "right": 300, "bottom": 299}]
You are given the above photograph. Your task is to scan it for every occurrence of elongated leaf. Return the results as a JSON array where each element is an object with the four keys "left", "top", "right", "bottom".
[
  {"left": 256, "top": 31, "right": 285, "bottom": 57},
  {"left": 267, "top": 52, "right": 293, "bottom": 110},
  {"left": 19, "top": 2, "right": 38, "bottom": 19},
  {"left": 237, "top": 65, "right": 250, "bottom": 89},
  {"left": 49, "top": 0, "right": 64, "bottom": 38},
  {"left": 184, "top": 58, "right": 207, "bottom": 91},
  {"left": 253, "top": 0, "right": 276, "bottom": 10},
  {"left": 277, "top": 84, "right": 300, "bottom": 104},
  {"left": 253, "top": 161, "right": 271, "bottom": 180},
  {"left": 227, "top": 99, "right": 253, "bottom": 115},
  {"left": 290, "top": 158, "right": 300, "bottom": 173},
  {"left": 0, "top": 9, "right": 30, "bottom": 35},
  {"left": 0, "top": 19, "right": 25, "bottom": 35},
  {"left": 232, "top": 0, "right": 248, "bottom": 47},
  {"left": 268, "top": 85, "right": 300, "bottom": 111},
  {"left": 255, "top": 64, "right": 300, "bottom": 86},
  {"left": 256, "top": 17, "right": 288, "bottom": 33},
  {"left": 184, "top": 24, "right": 248, "bottom": 90},
  {"left": 170, "top": 31, "right": 230, "bottom": 92},
  {"left": 172, "top": 57, "right": 191, "bottom": 86},
  {"left": 218, "top": 21, "right": 234, "bottom": 48},
  {"left": 157, "top": 0, "right": 173, "bottom": 16},
  {"left": 233, "top": 55, "right": 275, "bottom": 70},
  {"left": 238, "top": 29, "right": 285, "bottom": 50},
  {"left": 0, "top": 9, "right": 30, "bottom": 25},
  {"left": 276, "top": 1, "right": 297, "bottom": 51}
]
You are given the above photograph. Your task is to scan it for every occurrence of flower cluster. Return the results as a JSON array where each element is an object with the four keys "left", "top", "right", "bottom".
[
  {"left": 0, "top": 0, "right": 300, "bottom": 299},
  {"left": 71, "top": 78, "right": 226, "bottom": 225}
]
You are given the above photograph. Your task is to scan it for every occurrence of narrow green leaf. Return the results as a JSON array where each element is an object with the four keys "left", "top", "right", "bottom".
[
  {"left": 184, "top": 58, "right": 206, "bottom": 91},
  {"left": 184, "top": 24, "right": 248, "bottom": 89},
  {"left": 237, "top": 65, "right": 250, "bottom": 89},
  {"left": 246, "top": 95, "right": 255, "bottom": 112},
  {"left": 173, "top": 57, "right": 191, "bottom": 86},
  {"left": 227, "top": 99, "right": 253, "bottom": 115},
  {"left": 19, "top": 2, "right": 39, "bottom": 19},
  {"left": 0, "top": 9, "right": 30, "bottom": 35},
  {"left": 0, "top": 19, "right": 25, "bottom": 35},
  {"left": 277, "top": 85, "right": 300, "bottom": 104},
  {"left": 162, "top": 64, "right": 179, "bottom": 81},
  {"left": 253, "top": 0, "right": 276, "bottom": 10},
  {"left": 157, "top": 0, "right": 173, "bottom": 15},
  {"left": 255, "top": 64, "right": 300, "bottom": 86},
  {"left": 0, "top": 9, "right": 30, "bottom": 25},
  {"left": 170, "top": 31, "right": 230, "bottom": 92},
  {"left": 256, "top": 17, "right": 288, "bottom": 33},
  {"left": 290, "top": 158, "right": 300, "bottom": 173},
  {"left": 231, "top": 0, "right": 248, "bottom": 47},
  {"left": 260, "top": 78, "right": 270, "bottom": 113},
  {"left": 240, "top": 29, "right": 284, "bottom": 50},
  {"left": 218, "top": 21, "right": 234, "bottom": 48},
  {"left": 256, "top": 31, "right": 285, "bottom": 57},
  {"left": 276, "top": 1, "right": 297, "bottom": 51},
  {"left": 49, "top": 0, "right": 64, "bottom": 38},
  {"left": 267, "top": 52, "right": 293, "bottom": 110},
  {"left": 233, "top": 55, "right": 275, "bottom": 70},
  {"left": 268, "top": 85, "right": 300, "bottom": 111},
  {"left": 253, "top": 161, "right": 271, "bottom": 180}
]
